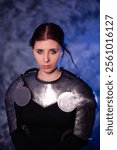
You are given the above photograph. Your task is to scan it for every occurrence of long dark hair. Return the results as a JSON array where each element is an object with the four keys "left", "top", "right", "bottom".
[{"left": 29, "top": 23, "right": 77, "bottom": 69}]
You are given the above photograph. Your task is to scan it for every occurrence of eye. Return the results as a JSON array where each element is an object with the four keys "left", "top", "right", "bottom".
[
  {"left": 50, "top": 49, "right": 57, "bottom": 54},
  {"left": 37, "top": 49, "right": 43, "bottom": 54}
]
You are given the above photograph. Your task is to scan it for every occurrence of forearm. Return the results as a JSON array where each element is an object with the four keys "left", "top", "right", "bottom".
[
  {"left": 10, "top": 129, "right": 32, "bottom": 150},
  {"left": 47, "top": 134, "right": 88, "bottom": 150}
]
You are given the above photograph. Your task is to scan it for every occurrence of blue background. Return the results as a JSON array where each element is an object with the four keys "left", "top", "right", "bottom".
[{"left": 0, "top": 0, "right": 100, "bottom": 150}]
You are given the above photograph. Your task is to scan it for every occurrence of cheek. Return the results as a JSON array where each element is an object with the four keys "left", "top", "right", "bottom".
[
  {"left": 52, "top": 54, "right": 60, "bottom": 63},
  {"left": 33, "top": 53, "right": 42, "bottom": 64}
]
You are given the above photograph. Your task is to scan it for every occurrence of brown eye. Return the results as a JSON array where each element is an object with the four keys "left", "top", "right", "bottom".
[
  {"left": 50, "top": 49, "right": 57, "bottom": 54},
  {"left": 37, "top": 49, "right": 43, "bottom": 54}
]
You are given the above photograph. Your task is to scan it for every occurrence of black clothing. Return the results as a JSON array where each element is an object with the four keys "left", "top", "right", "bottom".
[{"left": 5, "top": 68, "right": 96, "bottom": 150}]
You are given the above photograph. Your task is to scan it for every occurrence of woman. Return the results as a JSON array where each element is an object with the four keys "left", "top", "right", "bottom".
[{"left": 5, "top": 23, "right": 96, "bottom": 150}]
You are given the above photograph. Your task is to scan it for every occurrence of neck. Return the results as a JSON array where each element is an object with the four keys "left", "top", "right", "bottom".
[{"left": 37, "top": 68, "right": 62, "bottom": 82}]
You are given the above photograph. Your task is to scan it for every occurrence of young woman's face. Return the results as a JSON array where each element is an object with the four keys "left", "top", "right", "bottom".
[{"left": 33, "top": 39, "right": 62, "bottom": 73}]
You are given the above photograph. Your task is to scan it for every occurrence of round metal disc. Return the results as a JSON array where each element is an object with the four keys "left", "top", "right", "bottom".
[{"left": 12, "top": 86, "right": 31, "bottom": 106}]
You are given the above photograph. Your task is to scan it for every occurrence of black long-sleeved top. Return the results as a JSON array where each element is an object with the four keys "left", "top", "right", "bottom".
[{"left": 5, "top": 68, "right": 96, "bottom": 150}]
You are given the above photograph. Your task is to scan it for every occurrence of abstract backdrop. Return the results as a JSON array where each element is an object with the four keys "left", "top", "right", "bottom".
[{"left": 0, "top": 0, "right": 100, "bottom": 150}]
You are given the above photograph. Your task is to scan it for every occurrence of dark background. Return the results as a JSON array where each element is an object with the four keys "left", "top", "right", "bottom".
[{"left": 0, "top": 0, "right": 100, "bottom": 150}]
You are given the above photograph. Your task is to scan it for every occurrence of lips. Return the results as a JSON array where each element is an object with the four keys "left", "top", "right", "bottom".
[{"left": 43, "top": 65, "right": 51, "bottom": 69}]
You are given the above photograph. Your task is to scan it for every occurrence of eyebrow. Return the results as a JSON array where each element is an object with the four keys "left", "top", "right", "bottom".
[
  {"left": 36, "top": 48, "right": 43, "bottom": 50},
  {"left": 36, "top": 48, "right": 59, "bottom": 51}
]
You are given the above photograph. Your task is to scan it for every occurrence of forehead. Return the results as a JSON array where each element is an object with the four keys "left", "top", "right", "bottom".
[{"left": 34, "top": 39, "right": 60, "bottom": 49}]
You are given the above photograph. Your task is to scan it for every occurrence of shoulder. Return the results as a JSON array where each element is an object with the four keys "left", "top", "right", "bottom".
[
  {"left": 23, "top": 67, "right": 38, "bottom": 77},
  {"left": 62, "top": 68, "right": 92, "bottom": 92},
  {"left": 74, "top": 77, "right": 96, "bottom": 108},
  {"left": 62, "top": 68, "right": 77, "bottom": 80},
  {"left": 5, "top": 68, "right": 37, "bottom": 99},
  {"left": 5, "top": 76, "right": 23, "bottom": 98},
  {"left": 62, "top": 69, "right": 96, "bottom": 104},
  {"left": 75, "top": 77, "right": 94, "bottom": 98}
]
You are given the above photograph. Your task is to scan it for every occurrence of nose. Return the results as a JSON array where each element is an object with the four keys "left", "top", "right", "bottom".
[{"left": 43, "top": 53, "right": 49, "bottom": 62}]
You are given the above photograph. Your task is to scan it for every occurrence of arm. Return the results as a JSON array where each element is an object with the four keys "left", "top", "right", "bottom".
[
  {"left": 10, "top": 128, "right": 33, "bottom": 150},
  {"left": 48, "top": 135, "right": 88, "bottom": 150},
  {"left": 5, "top": 76, "right": 32, "bottom": 150},
  {"left": 48, "top": 90, "right": 96, "bottom": 150}
]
